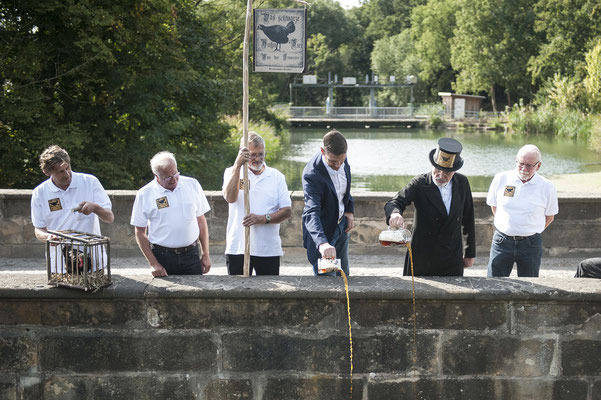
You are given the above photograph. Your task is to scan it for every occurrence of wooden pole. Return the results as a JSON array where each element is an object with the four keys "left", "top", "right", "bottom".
[{"left": 242, "top": 0, "right": 252, "bottom": 277}]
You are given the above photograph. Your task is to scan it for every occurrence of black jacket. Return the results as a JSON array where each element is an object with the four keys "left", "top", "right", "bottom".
[{"left": 384, "top": 172, "right": 476, "bottom": 276}]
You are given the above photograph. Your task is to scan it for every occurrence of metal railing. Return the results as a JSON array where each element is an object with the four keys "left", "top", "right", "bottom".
[{"left": 288, "top": 106, "right": 425, "bottom": 119}]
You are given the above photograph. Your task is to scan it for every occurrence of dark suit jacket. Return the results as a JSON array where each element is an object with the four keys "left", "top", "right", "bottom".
[
  {"left": 384, "top": 172, "right": 476, "bottom": 276},
  {"left": 302, "top": 152, "right": 354, "bottom": 265}
]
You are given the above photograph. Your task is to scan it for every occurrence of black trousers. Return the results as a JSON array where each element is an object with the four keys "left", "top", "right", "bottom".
[
  {"left": 575, "top": 258, "right": 601, "bottom": 278},
  {"left": 226, "top": 254, "right": 280, "bottom": 275},
  {"left": 151, "top": 244, "right": 202, "bottom": 275}
]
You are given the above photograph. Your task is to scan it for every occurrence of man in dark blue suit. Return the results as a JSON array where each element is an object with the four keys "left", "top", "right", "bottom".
[{"left": 302, "top": 130, "right": 355, "bottom": 275}]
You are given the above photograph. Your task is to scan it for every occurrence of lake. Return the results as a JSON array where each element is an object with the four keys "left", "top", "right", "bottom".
[{"left": 270, "top": 128, "right": 601, "bottom": 192}]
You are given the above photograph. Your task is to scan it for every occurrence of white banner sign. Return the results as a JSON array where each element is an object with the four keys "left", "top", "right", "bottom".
[{"left": 254, "top": 9, "right": 306, "bottom": 73}]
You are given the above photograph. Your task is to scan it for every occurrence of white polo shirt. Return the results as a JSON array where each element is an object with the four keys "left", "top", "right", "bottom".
[
  {"left": 222, "top": 164, "right": 291, "bottom": 256},
  {"left": 130, "top": 176, "right": 210, "bottom": 248},
  {"left": 31, "top": 172, "right": 112, "bottom": 272},
  {"left": 487, "top": 170, "right": 558, "bottom": 236}
]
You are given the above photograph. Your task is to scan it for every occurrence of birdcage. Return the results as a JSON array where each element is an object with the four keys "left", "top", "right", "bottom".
[{"left": 46, "top": 230, "right": 111, "bottom": 291}]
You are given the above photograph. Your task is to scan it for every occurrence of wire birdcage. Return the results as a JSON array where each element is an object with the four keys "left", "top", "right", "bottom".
[{"left": 46, "top": 230, "right": 111, "bottom": 291}]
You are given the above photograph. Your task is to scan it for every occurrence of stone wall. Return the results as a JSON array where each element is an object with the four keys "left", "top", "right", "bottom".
[
  {"left": 1, "top": 274, "right": 600, "bottom": 399},
  {"left": 1, "top": 189, "right": 601, "bottom": 258}
]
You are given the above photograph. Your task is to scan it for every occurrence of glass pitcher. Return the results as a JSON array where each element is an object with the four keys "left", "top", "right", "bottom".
[{"left": 318, "top": 258, "right": 341, "bottom": 274}]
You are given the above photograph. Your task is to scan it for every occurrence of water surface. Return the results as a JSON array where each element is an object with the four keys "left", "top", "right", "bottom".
[{"left": 271, "top": 128, "right": 601, "bottom": 192}]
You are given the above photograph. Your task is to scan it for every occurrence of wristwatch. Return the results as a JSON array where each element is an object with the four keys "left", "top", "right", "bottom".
[{"left": 265, "top": 214, "right": 271, "bottom": 224}]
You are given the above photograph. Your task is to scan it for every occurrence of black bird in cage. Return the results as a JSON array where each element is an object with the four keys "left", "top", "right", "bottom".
[
  {"left": 257, "top": 21, "right": 295, "bottom": 51},
  {"left": 62, "top": 245, "right": 92, "bottom": 274}
]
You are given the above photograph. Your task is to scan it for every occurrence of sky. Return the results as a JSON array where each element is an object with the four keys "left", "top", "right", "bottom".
[{"left": 336, "top": 0, "right": 362, "bottom": 9}]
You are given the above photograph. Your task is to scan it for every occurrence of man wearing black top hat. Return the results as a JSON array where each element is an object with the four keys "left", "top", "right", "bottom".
[{"left": 384, "top": 138, "right": 476, "bottom": 276}]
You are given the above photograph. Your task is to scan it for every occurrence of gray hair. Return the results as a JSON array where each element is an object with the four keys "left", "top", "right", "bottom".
[
  {"left": 240, "top": 131, "right": 265, "bottom": 148},
  {"left": 517, "top": 144, "right": 542, "bottom": 162},
  {"left": 150, "top": 151, "right": 177, "bottom": 175}
]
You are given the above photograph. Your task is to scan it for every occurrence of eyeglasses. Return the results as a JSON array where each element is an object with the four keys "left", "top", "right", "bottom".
[
  {"left": 249, "top": 152, "right": 265, "bottom": 159},
  {"left": 158, "top": 171, "right": 180, "bottom": 182},
  {"left": 515, "top": 160, "right": 540, "bottom": 169}
]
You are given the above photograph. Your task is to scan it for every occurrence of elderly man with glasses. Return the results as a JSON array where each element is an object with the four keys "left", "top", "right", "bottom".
[
  {"left": 222, "top": 132, "right": 292, "bottom": 275},
  {"left": 131, "top": 151, "right": 211, "bottom": 277},
  {"left": 385, "top": 138, "right": 476, "bottom": 277},
  {"left": 486, "top": 144, "right": 558, "bottom": 277}
]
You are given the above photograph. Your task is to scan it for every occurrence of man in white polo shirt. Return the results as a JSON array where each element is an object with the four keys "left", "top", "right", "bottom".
[
  {"left": 131, "top": 151, "right": 211, "bottom": 277},
  {"left": 486, "top": 144, "right": 558, "bottom": 277},
  {"left": 31, "top": 145, "right": 114, "bottom": 271},
  {"left": 222, "top": 133, "right": 292, "bottom": 275}
]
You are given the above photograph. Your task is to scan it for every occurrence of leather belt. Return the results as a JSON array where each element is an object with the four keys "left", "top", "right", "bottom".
[
  {"left": 338, "top": 215, "right": 344, "bottom": 224},
  {"left": 497, "top": 230, "right": 533, "bottom": 241},
  {"left": 151, "top": 242, "right": 197, "bottom": 254}
]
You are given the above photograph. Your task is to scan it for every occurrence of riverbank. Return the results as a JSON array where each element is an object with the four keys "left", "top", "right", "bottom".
[{"left": 548, "top": 171, "right": 601, "bottom": 194}]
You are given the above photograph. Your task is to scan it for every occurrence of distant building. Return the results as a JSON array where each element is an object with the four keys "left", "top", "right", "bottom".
[{"left": 438, "top": 92, "right": 485, "bottom": 119}]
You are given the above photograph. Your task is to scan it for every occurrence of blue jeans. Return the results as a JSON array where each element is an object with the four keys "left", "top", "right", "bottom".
[
  {"left": 312, "top": 217, "right": 350, "bottom": 276},
  {"left": 487, "top": 231, "right": 542, "bottom": 277}
]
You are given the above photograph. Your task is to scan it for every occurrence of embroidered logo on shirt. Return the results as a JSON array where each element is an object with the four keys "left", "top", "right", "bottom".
[
  {"left": 156, "top": 196, "right": 169, "bottom": 209},
  {"left": 48, "top": 198, "right": 62, "bottom": 212},
  {"left": 504, "top": 185, "right": 516, "bottom": 197}
]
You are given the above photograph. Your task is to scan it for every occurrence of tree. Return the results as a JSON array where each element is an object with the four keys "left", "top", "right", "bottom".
[
  {"left": 1, "top": 0, "right": 231, "bottom": 189},
  {"left": 450, "top": 0, "right": 538, "bottom": 111},
  {"left": 528, "top": 0, "right": 601, "bottom": 85},
  {"left": 410, "top": 0, "right": 458, "bottom": 98}
]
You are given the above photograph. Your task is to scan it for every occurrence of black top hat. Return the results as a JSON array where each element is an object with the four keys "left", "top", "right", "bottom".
[{"left": 429, "top": 138, "right": 464, "bottom": 172}]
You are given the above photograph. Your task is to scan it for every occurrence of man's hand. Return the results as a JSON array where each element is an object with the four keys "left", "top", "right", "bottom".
[
  {"left": 389, "top": 212, "right": 405, "bottom": 229},
  {"left": 344, "top": 212, "right": 355, "bottom": 233},
  {"left": 234, "top": 147, "right": 251, "bottom": 168},
  {"left": 151, "top": 263, "right": 168, "bottom": 277},
  {"left": 319, "top": 243, "right": 337, "bottom": 260},
  {"left": 463, "top": 257, "right": 475, "bottom": 268},
  {"left": 77, "top": 201, "right": 98, "bottom": 216},
  {"left": 242, "top": 213, "right": 266, "bottom": 226},
  {"left": 201, "top": 254, "right": 211, "bottom": 274}
]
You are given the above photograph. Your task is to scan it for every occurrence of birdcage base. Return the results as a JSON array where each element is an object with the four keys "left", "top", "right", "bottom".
[{"left": 48, "top": 270, "right": 112, "bottom": 292}]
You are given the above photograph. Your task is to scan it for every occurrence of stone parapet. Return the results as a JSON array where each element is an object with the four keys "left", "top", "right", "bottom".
[
  {"left": 1, "top": 189, "right": 601, "bottom": 258},
  {"left": 0, "top": 274, "right": 600, "bottom": 399}
]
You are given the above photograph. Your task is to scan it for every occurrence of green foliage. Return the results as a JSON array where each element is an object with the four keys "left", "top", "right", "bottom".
[
  {"left": 450, "top": 0, "right": 538, "bottom": 109},
  {"left": 506, "top": 103, "right": 592, "bottom": 142},
  {"left": 410, "top": 0, "right": 458, "bottom": 98},
  {"left": 583, "top": 41, "right": 601, "bottom": 113},
  {"left": 0, "top": 0, "right": 231, "bottom": 189},
  {"left": 417, "top": 104, "right": 444, "bottom": 128},
  {"left": 528, "top": 0, "right": 601, "bottom": 85}
]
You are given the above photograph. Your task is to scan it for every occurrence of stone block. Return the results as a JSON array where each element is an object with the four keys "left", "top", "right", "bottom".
[
  {"left": 442, "top": 333, "right": 554, "bottom": 376},
  {"left": 492, "top": 378, "right": 589, "bottom": 400},
  {"left": 39, "top": 300, "right": 147, "bottom": 328},
  {"left": 204, "top": 379, "right": 252, "bottom": 400},
  {"left": 513, "top": 302, "right": 601, "bottom": 334},
  {"left": 0, "top": 376, "right": 16, "bottom": 400},
  {"left": 263, "top": 376, "right": 362, "bottom": 400},
  {"left": 353, "top": 332, "right": 438, "bottom": 374},
  {"left": 367, "top": 379, "right": 443, "bottom": 400},
  {"left": 40, "top": 333, "right": 217, "bottom": 372},
  {"left": 593, "top": 380, "right": 601, "bottom": 400},
  {"left": 0, "top": 300, "right": 146, "bottom": 328},
  {"left": 31, "top": 374, "right": 198, "bottom": 400},
  {"left": 352, "top": 299, "right": 507, "bottom": 331},
  {"left": 146, "top": 298, "right": 342, "bottom": 329},
  {"left": 561, "top": 339, "right": 601, "bottom": 377},
  {"left": 0, "top": 336, "right": 37, "bottom": 372},
  {"left": 222, "top": 332, "right": 351, "bottom": 373}
]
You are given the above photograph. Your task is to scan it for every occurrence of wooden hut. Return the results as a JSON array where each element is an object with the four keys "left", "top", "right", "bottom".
[{"left": 438, "top": 92, "right": 485, "bottom": 119}]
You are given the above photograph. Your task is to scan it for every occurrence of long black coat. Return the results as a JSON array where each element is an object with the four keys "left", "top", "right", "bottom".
[{"left": 384, "top": 172, "right": 476, "bottom": 276}]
